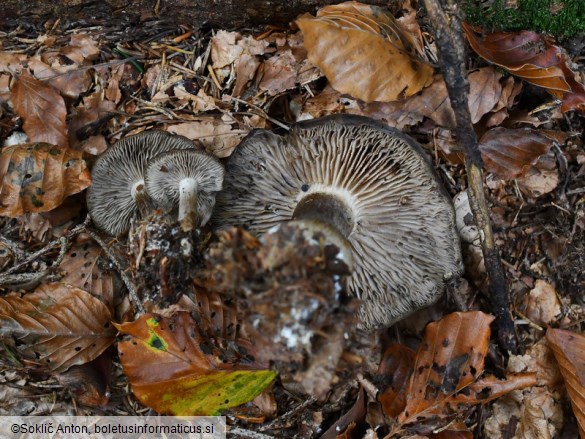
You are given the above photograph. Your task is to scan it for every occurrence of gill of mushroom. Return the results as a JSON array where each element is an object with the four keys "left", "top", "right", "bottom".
[
  {"left": 213, "top": 114, "right": 463, "bottom": 330},
  {"left": 86, "top": 130, "right": 199, "bottom": 236}
]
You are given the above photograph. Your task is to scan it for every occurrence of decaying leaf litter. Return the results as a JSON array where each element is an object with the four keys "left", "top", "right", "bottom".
[{"left": 0, "top": 0, "right": 584, "bottom": 437}]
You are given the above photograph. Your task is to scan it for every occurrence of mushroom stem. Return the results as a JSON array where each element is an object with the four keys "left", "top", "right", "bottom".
[
  {"left": 130, "top": 179, "right": 145, "bottom": 201},
  {"left": 292, "top": 192, "right": 354, "bottom": 239},
  {"left": 178, "top": 178, "right": 199, "bottom": 232}
]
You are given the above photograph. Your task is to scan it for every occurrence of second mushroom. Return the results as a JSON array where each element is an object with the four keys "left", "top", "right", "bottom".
[{"left": 145, "top": 149, "right": 225, "bottom": 232}]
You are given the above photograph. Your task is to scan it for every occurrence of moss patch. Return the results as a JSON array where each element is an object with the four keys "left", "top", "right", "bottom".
[{"left": 463, "top": 0, "right": 585, "bottom": 39}]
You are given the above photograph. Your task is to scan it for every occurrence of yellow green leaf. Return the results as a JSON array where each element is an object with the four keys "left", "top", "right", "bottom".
[{"left": 116, "top": 312, "right": 276, "bottom": 415}]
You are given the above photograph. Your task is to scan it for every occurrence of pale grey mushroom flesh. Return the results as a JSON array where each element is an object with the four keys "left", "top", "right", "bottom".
[
  {"left": 86, "top": 130, "right": 198, "bottom": 236},
  {"left": 213, "top": 114, "right": 463, "bottom": 330}
]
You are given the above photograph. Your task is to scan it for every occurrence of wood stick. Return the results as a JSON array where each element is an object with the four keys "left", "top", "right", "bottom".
[{"left": 422, "top": 0, "right": 518, "bottom": 353}]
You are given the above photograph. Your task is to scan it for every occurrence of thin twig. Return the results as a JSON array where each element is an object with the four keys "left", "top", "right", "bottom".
[
  {"left": 227, "top": 96, "right": 290, "bottom": 131},
  {"left": 422, "top": 0, "right": 518, "bottom": 353},
  {"left": 0, "top": 230, "right": 73, "bottom": 289},
  {"left": 1, "top": 221, "right": 87, "bottom": 276}
]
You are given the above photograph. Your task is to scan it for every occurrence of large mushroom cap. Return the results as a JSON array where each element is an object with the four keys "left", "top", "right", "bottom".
[
  {"left": 87, "top": 130, "right": 198, "bottom": 236},
  {"left": 144, "top": 149, "right": 225, "bottom": 229},
  {"left": 213, "top": 114, "right": 463, "bottom": 329}
]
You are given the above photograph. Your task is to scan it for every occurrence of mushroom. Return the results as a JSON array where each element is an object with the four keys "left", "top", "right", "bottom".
[
  {"left": 86, "top": 130, "right": 198, "bottom": 236},
  {"left": 213, "top": 114, "right": 463, "bottom": 330},
  {"left": 144, "top": 149, "right": 224, "bottom": 231}
]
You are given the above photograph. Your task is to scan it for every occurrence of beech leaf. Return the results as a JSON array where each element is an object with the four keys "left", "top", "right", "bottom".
[
  {"left": 0, "top": 142, "right": 91, "bottom": 217},
  {"left": 462, "top": 22, "right": 585, "bottom": 112},
  {"left": 479, "top": 127, "right": 555, "bottom": 179},
  {"left": 392, "top": 311, "right": 536, "bottom": 435},
  {"left": 59, "top": 235, "right": 116, "bottom": 308},
  {"left": 546, "top": 328, "right": 585, "bottom": 437},
  {"left": 11, "top": 71, "right": 69, "bottom": 146},
  {"left": 296, "top": 1, "right": 433, "bottom": 102},
  {"left": 0, "top": 283, "right": 115, "bottom": 373},
  {"left": 116, "top": 312, "right": 276, "bottom": 416}
]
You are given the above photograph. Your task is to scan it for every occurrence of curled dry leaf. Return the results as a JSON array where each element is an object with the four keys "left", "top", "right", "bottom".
[
  {"left": 546, "top": 328, "right": 585, "bottom": 437},
  {"left": 462, "top": 22, "right": 585, "bottom": 112},
  {"left": 392, "top": 311, "right": 536, "bottom": 435},
  {"left": 0, "top": 143, "right": 91, "bottom": 217},
  {"left": 479, "top": 127, "right": 555, "bottom": 179},
  {"left": 11, "top": 71, "right": 69, "bottom": 146},
  {"left": 377, "top": 343, "right": 416, "bottom": 417},
  {"left": 0, "top": 283, "right": 115, "bottom": 373},
  {"left": 321, "top": 387, "right": 366, "bottom": 439},
  {"left": 55, "top": 350, "right": 112, "bottom": 407},
  {"left": 115, "top": 312, "right": 276, "bottom": 416},
  {"left": 296, "top": 1, "right": 433, "bottom": 102}
]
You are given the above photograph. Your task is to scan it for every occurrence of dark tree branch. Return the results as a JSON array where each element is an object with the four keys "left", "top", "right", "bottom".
[{"left": 422, "top": 0, "right": 518, "bottom": 353}]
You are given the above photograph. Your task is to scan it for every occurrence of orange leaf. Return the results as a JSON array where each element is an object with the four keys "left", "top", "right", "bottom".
[
  {"left": 462, "top": 22, "right": 585, "bottom": 112},
  {"left": 296, "top": 1, "right": 433, "bottom": 102},
  {"left": 450, "top": 373, "right": 537, "bottom": 405},
  {"left": 11, "top": 71, "right": 69, "bottom": 146},
  {"left": 0, "top": 283, "right": 115, "bottom": 373},
  {"left": 479, "top": 127, "right": 555, "bottom": 179},
  {"left": 377, "top": 344, "right": 416, "bottom": 417},
  {"left": 393, "top": 311, "right": 535, "bottom": 435},
  {"left": 116, "top": 312, "right": 276, "bottom": 415},
  {"left": 0, "top": 142, "right": 91, "bottom": 217},
  {"left": 546, "top": 328, "right": 585, "bottom": 437}
]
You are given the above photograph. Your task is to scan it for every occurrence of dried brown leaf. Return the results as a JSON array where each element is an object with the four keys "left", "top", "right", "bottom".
[
  {"left": 55, "top": 350, "right": 112, "bottom": 407},
  {"left": 546, "top": 328, "right": 585, "bottom": 437},
  {"left": 0, "top": 74, "right": 11, "bottom": 105},
  {"left": 377, "top": 344, "right": 416, "bottom": 417},
  {"left": 296, "top": 1, "right": 433, "bottom": 102},
  {"left": 0, "top": 52, "right": 26, "bottom": 74},
  {"left": 259, "top": 50, "right": 298, "bottom": 96},
  {"left": 517, "top": 387, "right": 565, "bottom": 439},
  {"left": 394, "top": 311, "right": 536, "bottom": 435},
  {"left": 28, "top": 56, "right": 90, "bottom": 99},
  {"left": 11, "top": 71, "right": 69, "bottom": 146},
  {"left": 234, "top": 53, "right": 261, "bottom": 97},
  {"left": 210, "top": 31, "right": 267, "bottom": 86},
  {"left": 525, "top": 280, "right": 561, "bottom": 326},
  {"left": 479, "top": 127, "right": 555, "bottom": 179},
  {"left": 0, "top": 283, "right": 115, "bottom": 373},
  {"left": 60, "top": 34, "right": 100, "bottom": 64},
  {"left": 68, "top": 90, "right": 116, "bottom": 151},
  {"left": 211, "top": 31, "right": 267, "bottom": 69},
  {"left": 462, "top": 22, "right": 585, "bottom": 112},
  {"left": 467, "top": 68, "right": 503, "bottom": 123},
  {"left": 59, "top": 235, "right": 116, "bottom": 308},
  {"left": 516, "top": 156, "right": 559, "bottom": 198},
  {"left": 321, "top": 387, "right": 366, "bottom": 439},
  {"left": 167, "top": 120, "right": 249, "bottom": 158},
  {"left": 0, "top": 143, "right": 91, "bottom": 217}
]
